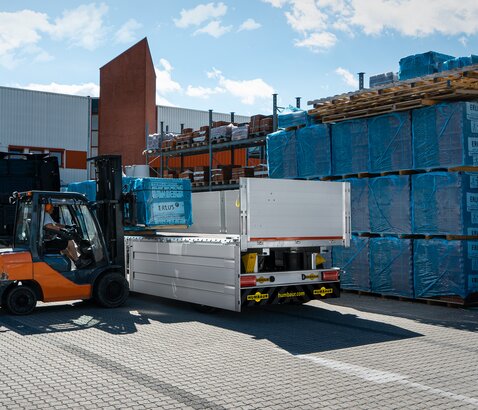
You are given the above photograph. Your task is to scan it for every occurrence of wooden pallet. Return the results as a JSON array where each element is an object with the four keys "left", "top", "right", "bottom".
[
  {"left": 308, "top": 64, "right": 478, "bottom": 123},
  {"left": 211, "top": 137, "right": 231, "bottom": 144},
  {"left": 191, "top": 142, "right": 208, "bottom": 147},
  {"left": 192, "top": 181, "right": 206, "bottom": 187},
  {"left": 211, "top": 180, "right": 226, "bottom": 185},
  {"left": 285, "top": 124, "right": 306, "bottom": 131},
  {"left": 175, "top": 143, "right": 191, "bottom": 150}
]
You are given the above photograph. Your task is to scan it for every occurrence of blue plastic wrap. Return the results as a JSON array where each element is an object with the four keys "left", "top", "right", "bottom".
[
  {"left": 369, "top": 237, "right": 414, "bottom": 297},
  {"left": 332, "top": 235, "right": 370, "bottom": 291},
  {"left": 412, "top": 172, "right": 478, "bottom": 235},
  {"left": 368, "top": 112, "right": 412, "bottom": 173},
  {"left": 369, "top": 175, "right": 411, "bottom": 234},
  {"left": 414, "top": 239, "right": 478, "bottom": 298},
  {"left": 278, "top": 105, "right": 307, "bottom": 129},
  {"left": 440, "top": 55, "right": 478, "bottom": 71},
  {"left": 343, "top": 178, "right": 369, "bottom": 233},
  {"left": 412, "top": 101, "right": 478, "bottom": 169},
  {"left": 132, "top": 178, "right": 192, "bottom": 226},
  {"left": 296, "top": 124, "right": 331, "bottom": 178},
  {"left": 399, "top": 51, "right": 454, "bottom": 80},
  {"left": 67, "top": 180, "right": 96, "bottom": 201},
  {"left": 331, "top": 119, "right": 368, "bottom": 175},
  {"left": 266, "top": 130, "right": 298, "bottom": 179}
]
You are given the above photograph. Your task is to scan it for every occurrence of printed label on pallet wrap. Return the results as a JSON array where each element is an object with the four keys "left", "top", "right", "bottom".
[
  {"left": 467, "top": 193, "right": 478, "bottom": 211},
  {"left": 472, "top": 121, "right": 478, "bottom": 134},
  {"left": 152, "top": 202, "right": 185, "bottom": 220},
  {"left": 467, "top": 102, "right": 478, "bottom": 120},
  {"left": 469, "top": 137, "right": 478, "bottom": 153},
  {"left": 470, "top": 175, "right": 478, "bottom": 189},
  {"left": 468, "top": 242, "right": 478, "bottom": 258},
  {"left": 469, "top": 274, "right": 478, "bottom": 291},
  {"left": 467, "top": 227, "right": 478, "bottom": 236},
  {"left": 472, "top": 212, "right": 478, "bottom": 224}
]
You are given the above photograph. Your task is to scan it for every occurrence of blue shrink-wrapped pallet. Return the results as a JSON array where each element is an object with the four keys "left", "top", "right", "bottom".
[
  {"left": 296, "top": 124, "right": 331, "bottom": 178},
  {"left": 67, "top": 180, "right": 97, "bottom": 201},
  {"left": 266, "top": 130, "right": 298, "bottom": 179},
  {"left": 332, "top": 235, "right": 370, "bottom": 291},
  {"left": 412, "top": 101, "right": 478, "bottom": 169},
  {"left": 369, "top": 237, "right": 414, "bottom": 297},
  {"left": 414, "top": 239, "right": 478, "bottom": 298},
  {"left": 278, "top": 106, "right": 308, "bottom": 129},
  {"left": 440, "top": 55, "right": 478, "bottom": 72},
  {"left": 343, "top": 178, "right": 369, "bottom": 233},
  {"left": 331, "top": 119, "right": 368, "bottom": 175},
  {"left": 132, "top": 178, "right": 192, "bottom": 227},
  {"left": 369, "top": 175, "right": 411, "bottom": 234},
  {"left": 412, "top": 172, "right": 478, "bottom": 236},
  {"left": 368, "top": 112, "right": 412, "bottom": 173},
  {"left": 398, "top": 51, "right": 454, "bottom": 80}
]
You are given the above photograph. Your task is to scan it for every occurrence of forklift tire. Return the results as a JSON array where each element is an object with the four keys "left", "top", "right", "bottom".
[
  {"left": 94, "top": 272, "right": 129, "bottom": 308},
  {"left": 4, "top": 285, "right": 37, "bottom": 315}
]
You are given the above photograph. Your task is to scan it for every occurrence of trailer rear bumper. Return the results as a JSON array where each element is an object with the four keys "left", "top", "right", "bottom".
[{"left": 240, "top": 282, "right": 340, "bottom": 308}]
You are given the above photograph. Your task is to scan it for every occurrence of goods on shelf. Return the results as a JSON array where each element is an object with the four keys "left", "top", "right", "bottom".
[
  {"left": 67, "top": 180, "right": 97, "bottom": 202},
  {"left": 440, "top": 55, "right": 478, "bottom": 71},
  {"left": 369, "top": 72, "right": 397, "bottom": 88},
  {"left": 331, "top": 118, "right": 368, "bottom": 175},
  {"left": 414, "top": 239, "right": 478, "bottom": 298},
  {"left": 232, "top": 166, "right": 254, "bottom": 180},
  {"left": 368, "top": 111, "right": 412, "bottom": 173},
  {"left": 332, "top": 235, "right": 370, "bottom": 291},
  {"left": 260, "top": 117, "right": 273, "bottom": 134},
  {"left": 210, "top": 124, "right": 236, "bottom": 141},
  {"left": 179, "top": 169, "right": 194, "bottom": 181},
  {"left": 412, "top": 101, "right": 478, "bottom": 169},
  {"left": 296, "top": 124, "right": 331, "bottom": 179},
  {"left": 278, "top": 106, "right": 307, "bottom": 129},
  {"left": 162, "top": 170, "right": 177, "bottom": 179},
  {"left": 398, "top": 51, "right": 454, "bottom": 80},
  {"left": 211, "top": 165, "right": 235, "bottom": 183},
  {"left": 343, "top": 178, "right": 370, "bottom": 233},
  {"left": 232, "top": 124, "right": 249, "bottom": 141},
  {"left": 369, "top": 175, "right": 411, "bottom": 234},
  {"left": 250, "top": 115, "right": 265, "bottom": 133},
  {"left": 369, "top": 237, "right": 414, "bottom": 298},
  {"left": 412, "top": 172, "right": 478, "bottom": 236},
  {"left": 254, "top": 164, "right": 268, "bottom": 178},
  {"left": 193, "top": 166, "right": 209, "bottom": 183},
  {"left": 267, "top": 129, "right": 298, "bottom": 179}
]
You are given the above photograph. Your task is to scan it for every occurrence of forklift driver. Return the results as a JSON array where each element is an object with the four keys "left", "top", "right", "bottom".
[{"left": 43, "top": 204, "right": 91, "bottom": 269}]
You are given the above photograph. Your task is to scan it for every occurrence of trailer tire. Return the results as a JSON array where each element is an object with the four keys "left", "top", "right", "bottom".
[
  {"left": 94, "top": 272, "right": 129, "bottom": 308},
  {"left": 4, "top": 285, "right": 37, "bottom": 315}
]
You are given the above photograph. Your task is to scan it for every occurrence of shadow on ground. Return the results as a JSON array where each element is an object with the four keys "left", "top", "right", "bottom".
[
  {"left": 0, "top": 293, "right": 422, "bottom": 354},
  {"left": 324, "top": 292, "right": 478, "bottom": 332}
]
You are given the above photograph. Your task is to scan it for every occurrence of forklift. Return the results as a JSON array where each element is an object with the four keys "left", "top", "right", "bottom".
[{"left": 0, "top": 156, "right": 129, "bottom": 315}]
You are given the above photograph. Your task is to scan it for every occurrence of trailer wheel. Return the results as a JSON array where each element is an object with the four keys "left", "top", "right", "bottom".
[
  {"left": 4, "top": 285, "right": 37, "bottom": 315},
  {"left": 94, "top": 272, "right": 129, "bottom": 308}
]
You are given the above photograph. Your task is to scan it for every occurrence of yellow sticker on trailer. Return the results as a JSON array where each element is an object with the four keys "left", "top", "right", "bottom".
[
  {"left": 247, "top": 292, "right": 269, "bottom": 302},
  {"left": 314, "top": 287, "right": 334, "bottom": 297}
]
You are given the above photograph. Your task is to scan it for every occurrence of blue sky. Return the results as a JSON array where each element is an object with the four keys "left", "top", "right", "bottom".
[{"left": 1, "top": 1, "right": 478, "bottom": 116}]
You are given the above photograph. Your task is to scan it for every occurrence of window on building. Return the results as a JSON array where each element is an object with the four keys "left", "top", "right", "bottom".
[
  {"left": 91, "top": 131, "right": 98, "bottom": 147},
  {"left": 91, "top": 115, "right": 98, "bottom": 130}
]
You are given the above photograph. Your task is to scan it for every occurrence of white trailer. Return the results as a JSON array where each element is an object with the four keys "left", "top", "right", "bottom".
[{"left": 125, "top": 178, "right": 350, "bottom": 311}]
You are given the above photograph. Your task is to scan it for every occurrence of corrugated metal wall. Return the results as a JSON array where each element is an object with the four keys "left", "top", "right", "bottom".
[
  {"left": 157, "top": 105, "right": 250, "bottom": 134},
  {"left": 0, "top": 86, "right": 89, "bottom": 185}
]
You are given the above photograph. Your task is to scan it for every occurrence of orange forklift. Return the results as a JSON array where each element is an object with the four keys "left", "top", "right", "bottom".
[{"left": 0, "top": 156, "right": 129, "bottom": 315}]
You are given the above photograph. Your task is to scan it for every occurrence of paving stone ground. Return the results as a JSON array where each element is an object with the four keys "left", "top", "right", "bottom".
[{"left": 0, "top": 292, "right": 477, "bottom": 409}]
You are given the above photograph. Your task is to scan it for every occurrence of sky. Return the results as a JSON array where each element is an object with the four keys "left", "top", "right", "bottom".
[{"left": 1, "top": 0, "right": 478, "bottom": 116}]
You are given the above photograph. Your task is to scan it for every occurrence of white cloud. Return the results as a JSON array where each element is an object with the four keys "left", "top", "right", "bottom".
[
  {"left": 194, "top": 20, "right": 232, "bottom": 38},
  {"left": 186, "top": 85, "right": 225, "bottom": 99},
  {"left": 49, "top": 3, "right": 109, "bottom": 50},
  {"left": 156, "top": 94, "right": 177, "bottom": 107},
  {"left": 19, "top": 82, "right": 100, "bottom": 97},
  {"left": 459, "top": 36, "right": 468, "bottom": 47},
  {"left": 155, "top": 58, "right": 182, "bottom": 95},
  {"left": 114, "top": 19, "right": 142, "bottom": 44},
  {"left": 174, "top": 2, "right": 227, "bottom": 28},
  {"left": 238, "top": 18, "right": 261, "bottom": 32},
  {"left": 0, "top": 10, "right": 51, "bottom": 68},
  {"left": 295, "top": 32, "right": 337, "bottom": 52},
  {"left": 207, "top": 68, "right": 274, "bottom": 105},
  {"left": 335, "top": 67, "right": 359, "bottom": 88},
  {"left": 285, "top": 0, "right": 328, "bottom": 34},
  {"left": 262, "top": 0, "right": 288, "bottom": 8}
]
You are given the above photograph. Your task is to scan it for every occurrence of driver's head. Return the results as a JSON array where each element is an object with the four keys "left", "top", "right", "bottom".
[{"left": 45, "top": 204, "right": 54, "bottom": 214}]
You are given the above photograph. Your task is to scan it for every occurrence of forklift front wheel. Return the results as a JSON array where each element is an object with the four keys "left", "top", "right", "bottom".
[
  {"left": 4, "top": 285, "right": 37, "bottom": 315},
  {"left": 94, "top": 272, "right": 129, "bottom": 308}
]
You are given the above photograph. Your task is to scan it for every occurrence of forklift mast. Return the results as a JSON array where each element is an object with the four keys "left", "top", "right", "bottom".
[{"left": 91, "top": 155, "right": 125, "bottom": 274}]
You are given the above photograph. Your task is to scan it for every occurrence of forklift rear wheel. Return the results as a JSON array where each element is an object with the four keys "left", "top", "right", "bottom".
[
  {"left": 4, "top": 285, "right": 37, "bottom": 315},
  {"left": 94, "top": 272, "right": 129, "bottom": 308}
]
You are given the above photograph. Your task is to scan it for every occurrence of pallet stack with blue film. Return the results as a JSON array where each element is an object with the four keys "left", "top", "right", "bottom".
[{"left": 267, "top": 53, "right": 478, "bottom": 305}]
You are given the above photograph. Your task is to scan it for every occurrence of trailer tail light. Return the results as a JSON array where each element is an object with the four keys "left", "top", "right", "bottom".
[
  {"left": 322, "top": 270, "right": 339, "bottom": 281},
  {"left": 240, "top": 276, "right": 256, "bottom": 288}
]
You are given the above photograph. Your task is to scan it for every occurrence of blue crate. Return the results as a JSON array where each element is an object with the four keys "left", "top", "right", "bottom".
[
  {"left": 414, "top": 239, "right": 478, "bottom": 298},
  {"left": 399, "top": 51, "right": 454, "bottom": 80},
  {"left": 412, "top": 101, "right": 478, "bottom": 169},
  {"left": 331, "top": 119, "right": 368, "bottom": 175},
  {"left": 369, "top": 175, "right": 411, "bottom": 234},
  {"left": 296, "top": 124, "right": 331, "bottom": 178},
  {"left": 132, "top": 178, "right": 192, "bottom": 227},
  {"left": 342, "top": 178, "right": 369, "bottom": 233},
  {"left": 412, "top": 172, "right": 478, "bottom": 236},
  {"left": 368, "top": 111, "right": 412, "bottom": 173},
  {"left": 332, "top": 235, "right": 370, "bottom": 291},
  {"left": 369, "top": 237, "right": 414, "bottom": 298},
  {"left": 266, "top": 130, "right": 298, "bottom": 179}
]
